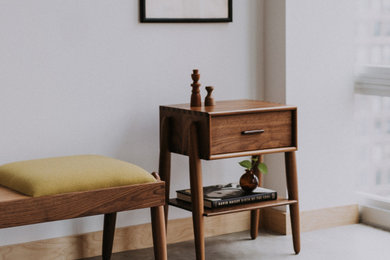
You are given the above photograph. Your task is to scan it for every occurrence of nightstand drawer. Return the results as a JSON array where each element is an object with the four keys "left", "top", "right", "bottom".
[{"left": 210, "top": 111, "right": 294, "bottom": 155}]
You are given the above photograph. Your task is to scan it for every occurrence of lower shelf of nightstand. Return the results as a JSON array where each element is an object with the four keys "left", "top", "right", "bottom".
[{"left": 169, "top": 198, "right": 297, "bottom": 217}]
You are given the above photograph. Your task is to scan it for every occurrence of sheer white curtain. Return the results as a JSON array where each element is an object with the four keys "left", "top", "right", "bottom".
[{"left": 355, "top": 0, "right": 390, "bottom": 230}]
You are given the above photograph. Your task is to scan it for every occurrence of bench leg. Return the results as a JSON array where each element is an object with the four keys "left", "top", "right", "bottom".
[
  {"left": 102, "top": 212, "right": 117, "bottom": 260},
  {"left": 151, "top": 205, "right": 168, "bottom": 260}
]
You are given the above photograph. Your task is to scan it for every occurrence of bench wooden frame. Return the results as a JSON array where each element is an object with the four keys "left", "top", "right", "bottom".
[{"left": 0, "top": 174, "right": 167, "bottom": 260}]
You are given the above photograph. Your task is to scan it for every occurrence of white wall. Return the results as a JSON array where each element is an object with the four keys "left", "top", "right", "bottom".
[
  {"left": 0, "top": 0, "right": 359, "bottom": 247},
  {"left": 264, "top": 0, "right": 358, "bottom": 211},
  {"left": 0, "top": 0, "right": 264, "bottom": 246},
  {"left": 263, "top": 0, "right": 288, "bottom": 200}
]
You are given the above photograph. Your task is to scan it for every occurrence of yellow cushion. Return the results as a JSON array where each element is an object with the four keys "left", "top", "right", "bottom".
[{"left": 0, "top": 155, "right": 156, "bottom": 197}]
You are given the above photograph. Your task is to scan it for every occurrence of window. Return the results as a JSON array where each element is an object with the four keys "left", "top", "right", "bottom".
[
  {"left": 355, "top": 0, "right": 390, "bottom": 230},
  {"left": 356, "top": 0, "right": 390, "bottom": 66},
  {"left": 355, "top": 94, "right": 390, "bottom": 198},
  {"left": 356, "top": 0, "right": 390, "bottom": 96}
]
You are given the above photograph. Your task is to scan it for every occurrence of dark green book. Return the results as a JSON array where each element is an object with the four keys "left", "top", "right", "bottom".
[{"left": 176, "top": 183, "right": 277, "bottom": 209}]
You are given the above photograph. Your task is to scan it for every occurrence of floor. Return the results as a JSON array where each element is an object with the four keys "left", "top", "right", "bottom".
[{"left": 84, "top": 224, "right": 390, "bottom": 260}]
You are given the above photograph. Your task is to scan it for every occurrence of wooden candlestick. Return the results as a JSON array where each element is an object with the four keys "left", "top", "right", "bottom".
[
  {"left": 190, "top": 69, "right": 201, "bottom": 107},
  {"left": 205, "top": 86, "right": 216, "bottom": 106}
]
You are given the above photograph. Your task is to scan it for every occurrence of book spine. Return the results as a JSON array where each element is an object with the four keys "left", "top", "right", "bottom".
[
  {"left": 177, "top": 193, "right": 213, "bottom": 208},
  {"left": 210, "top": 192, "right": 277, "bottom": 208}
]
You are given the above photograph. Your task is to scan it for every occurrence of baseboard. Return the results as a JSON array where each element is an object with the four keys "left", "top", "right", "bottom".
[
  {"left": 261, "top": 204, "right": 359, "bottom": 235},
  {"left": 360, "top": 205, "right": 390, "bottom": 231},
  {"left": 0, "top": 211, "right": 251, "bottom": 260},
  {"left": 0, "top": 204, "right": 359, "bottom": 259}
]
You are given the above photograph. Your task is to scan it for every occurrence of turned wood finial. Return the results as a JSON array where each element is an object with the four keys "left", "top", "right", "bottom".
[
  {"left": 190, "top": 69, "right": 201, "bottom": 107},
  {"left": 205, "top": 86, "right": 216, "bottom": 106},
  {"left": 151, "top": 172, "right": 161, "bottom": 181}
]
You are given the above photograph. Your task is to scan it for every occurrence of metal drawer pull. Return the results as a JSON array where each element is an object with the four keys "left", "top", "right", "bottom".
[{"left": 241, "top": 129, "right": 265, "bottom": 135}]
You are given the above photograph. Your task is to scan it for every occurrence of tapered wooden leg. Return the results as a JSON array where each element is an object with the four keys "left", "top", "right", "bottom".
[
  {"left": 151, "top": 205, "right": 168, "bottom": 260},
  {"left": 102, "top": 212, "right": 117, "bottom": 260},
  {"left": 250, "top": 155, "right": 263, "bottom": 239},
  {"left": 250, "top": 210, "right": 260, "bottom": 239},
  {"left": 285, "top": 151, "right": 300, "bottom": 254},
  {"left": 159, "top": 116, "right": 171, "bottom": 228},
  {"left": 189, "top": 123, "right": 205, "bottom": 260}
]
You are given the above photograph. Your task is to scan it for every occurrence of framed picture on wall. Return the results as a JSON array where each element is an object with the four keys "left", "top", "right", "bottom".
[{"left": 140, "top": 0, "right": 233, "bottom": 23}]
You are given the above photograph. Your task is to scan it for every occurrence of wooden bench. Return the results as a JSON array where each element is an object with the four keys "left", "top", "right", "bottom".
[{"left": 0, "top": 172, "right": 167, "bottom": 260}]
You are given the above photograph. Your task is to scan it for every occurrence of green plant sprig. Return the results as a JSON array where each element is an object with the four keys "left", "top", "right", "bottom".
[{"left": 239, "top": 157, "right": 268, "bottom": 174}]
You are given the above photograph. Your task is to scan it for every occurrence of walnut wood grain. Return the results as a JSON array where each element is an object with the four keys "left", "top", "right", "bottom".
[
  {"left": 159, "top": 116, "right": 172, "bottom": 225},
  {"left": 0, "top": 181, "right": 165, "bottom": 228},
  {"left": 204, "top": 86, "right": 216, "bottom": 106},
  {"left": 169, "top": 198, "right": 297, "bottom": 217},
  {"left": 208, "top": 147, "right": 297, "bottom": 159},
  {"left": 188, "top": 123, "right": 205, "bottom": 260},
  {"left": 285, "top": 151, "right": 300, "bottom": 254},
  {"left": 160, "top": 100, "right": 297, "bottom": 160},
  {"left": 160, "top": 106, "right": 210, "bottom": 158},
  {"left": 164, "top": 99, "right": 296, "bottom": 115},
  {"left": 190, "top": 69, "right": 202, "bottom": 107},
  {"left": 160, "top": 99, "right": 300, "bottom": 258},
  {"left": 211, "top": 111, "right": 293, "bottom": 155},
  {"left": 151, "top": 205, "right": 168, "bottom": 260},
  {"left": 250, "top": 155, "right": 263, "bottom": 240}
]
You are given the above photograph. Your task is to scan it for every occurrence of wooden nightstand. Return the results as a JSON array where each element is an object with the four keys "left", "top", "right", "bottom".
[{"left": 159, "top": 100, "right": 300, "bottom": 260}]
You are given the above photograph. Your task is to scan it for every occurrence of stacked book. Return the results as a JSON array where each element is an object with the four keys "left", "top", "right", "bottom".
[{"left": 176, "top": 183, "right": 277, "bottom": 209}]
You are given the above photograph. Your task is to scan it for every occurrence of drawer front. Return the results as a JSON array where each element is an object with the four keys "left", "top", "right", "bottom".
[{"left": 211, "top": 111, "right": 294, "bottom": 155}]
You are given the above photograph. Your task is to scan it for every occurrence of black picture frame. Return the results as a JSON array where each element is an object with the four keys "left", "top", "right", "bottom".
[{"left": 140, "top": 0, "right": 233, "bottom": 23}]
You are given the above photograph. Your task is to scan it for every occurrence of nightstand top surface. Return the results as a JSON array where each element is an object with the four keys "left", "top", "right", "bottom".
[{"left": 161, "top": 99, "right": 296, "bottom": 115}]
